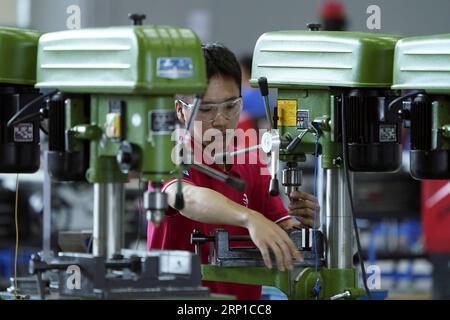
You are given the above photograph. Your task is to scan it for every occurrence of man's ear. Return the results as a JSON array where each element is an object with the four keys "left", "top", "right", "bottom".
[{"left": 175, "top": 100, "right": 186, "bottom": 125}]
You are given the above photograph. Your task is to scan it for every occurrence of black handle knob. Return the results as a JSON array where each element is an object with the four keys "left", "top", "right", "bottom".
[
  {"left": 273, "top": 107, "right": 278, "bottom": 130},
  {"left": 128, "top": 13, "right": 146, "bottom": 25},
  {"left": 117, "top": 141, "right": 140, "bottom": 173},
  {"left": 226, "top": 176, "right": 246, "bottom": 192},
  {"left": 307, "top": 23, "right": 322, "bottom": 31},
  {"left": 258, "top": 77, "right": 269, "bottom": 97},
  {"left": 174, "top": 192, "right": 185, "bottom": 211},
  {"left": 269, "top": 178, "right": 280, "bottom": 196},
  {"left": 286, "top": 135, "right": 302, "bottom": 153}
]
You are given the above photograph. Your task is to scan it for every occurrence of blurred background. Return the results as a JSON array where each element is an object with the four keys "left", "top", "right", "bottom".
[
  {"left": 1, "top": 0, "right": 450, "bottom": 299},
  {"left": 2, "top": 0, "right": 450, "bottom": 56}
]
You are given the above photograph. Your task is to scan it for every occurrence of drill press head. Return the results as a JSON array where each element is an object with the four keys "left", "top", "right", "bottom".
[
  {"left": 392, "top": 34, "right": 450, "bottom": 179},
  {"left": 35, "top": 25, "right": 207, "bottom": 225},
  {"left": 250, "top": 27, "right": 402, "bottom": 184},
  {"left": 0, "top": 27, "right": 41, "bottom": 173}
]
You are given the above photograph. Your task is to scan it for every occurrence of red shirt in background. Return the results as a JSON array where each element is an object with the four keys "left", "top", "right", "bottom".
[
  {"left": 147, "top": 159, "right": 290, "bottom": 300},
  {"left": 422, "top": 180, "right": 450, "bottom": 254}
]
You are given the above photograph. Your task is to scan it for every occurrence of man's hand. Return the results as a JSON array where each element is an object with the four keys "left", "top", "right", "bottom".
[
  {"left": 245, "top": 211, "right": 303, "bottom": 271},
  {"left": 165, "top": 182, "right": 303, "bottom": 272},
  {"left": 288, "top": 191, "right": 320, "bottom": 229}
]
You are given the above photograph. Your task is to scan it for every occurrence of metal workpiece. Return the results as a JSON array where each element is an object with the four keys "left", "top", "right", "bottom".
[
  {"left": 144, "top": 186, "right": 168, "bottom": 227},
  {"left": 325, "top": 168, "right": 353, "bottom": 269},
  {"left": 281, "top": 163, "right": 303, "bottom": 196}
]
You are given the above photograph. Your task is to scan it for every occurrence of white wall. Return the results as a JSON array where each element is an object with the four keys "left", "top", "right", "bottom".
[{"left": 0, "top": 0, "right": 18, "bottom": 26}]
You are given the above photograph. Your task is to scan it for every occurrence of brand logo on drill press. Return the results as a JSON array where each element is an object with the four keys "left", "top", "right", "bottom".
[{"left": 157, "top": 58, "right": 193, "bottom": 79}]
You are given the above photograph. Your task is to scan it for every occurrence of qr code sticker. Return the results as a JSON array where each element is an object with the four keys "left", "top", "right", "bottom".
[
  {"left": 14, "top": 123, "right": 34, "bottom": 142},
  {"left": 379, "top": 124, "right": 397, "bottom": 142}
]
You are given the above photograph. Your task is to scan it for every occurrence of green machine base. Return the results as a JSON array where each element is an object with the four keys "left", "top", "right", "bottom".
[{"left": 202, "top": 265, "right": 365, "bottom": 300}]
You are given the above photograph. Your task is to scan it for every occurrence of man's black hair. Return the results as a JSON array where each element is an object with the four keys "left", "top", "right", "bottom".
[
  {"left": 239, "top": 54, "right": 253, "bottom": 75},
  {"left": 202, "top": 42, "right": 242, "bottom": 95}
]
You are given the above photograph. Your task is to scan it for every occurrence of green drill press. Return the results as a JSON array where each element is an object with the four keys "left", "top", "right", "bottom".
[
  {"left": 198, "top": 24, "right": 402, "bottom": 300},
  {"left": 391, "top": 34, "right": 450, "bottom": 179},
  {"left": 10, "top": 16, "right": 216, "bottom": 299}
]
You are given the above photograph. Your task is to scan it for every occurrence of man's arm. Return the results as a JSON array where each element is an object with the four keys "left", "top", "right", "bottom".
[{"left": 164, "top": 182, "right": 302, "bottom": 271}]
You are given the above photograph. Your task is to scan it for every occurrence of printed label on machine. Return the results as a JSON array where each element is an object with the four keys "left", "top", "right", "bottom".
[
  {"left": 13, "top": 123, "right": 33, "bottom": 142},
  {"left": 277, "top": 100, "right": 297, "bottom": 126},
  {"left": 157, "top": 57, "right": 193, "bottom": 79},
  {"left": 296, "top": 109, "right": 310, "bottom": 130},
  {"left": 379, "top": 124, "right": 397, "bottom": 142},
  {"left": 105, "top": 113, "right": 122, "bottom": 139},
  {"left": 149, "top": 110, "right": 176, "bottom": 134}
]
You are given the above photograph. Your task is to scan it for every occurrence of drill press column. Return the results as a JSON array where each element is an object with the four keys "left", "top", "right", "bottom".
[
  {"left": 326, "top": 169, "right": 353, "bottom": 269},
  {"left": 93, "top": 183, "right": 107, "bottom": 257},
  {"left": 106, "top": 183, "right": 124, "bottom": 258}
]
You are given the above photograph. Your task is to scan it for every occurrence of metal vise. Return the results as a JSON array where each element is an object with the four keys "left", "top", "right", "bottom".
[{"left": 191, "top": 228, "right": 324, "bottom": 268}]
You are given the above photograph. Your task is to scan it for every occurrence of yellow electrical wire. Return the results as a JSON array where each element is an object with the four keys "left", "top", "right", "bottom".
[{"left": 14, "top": 174, "right": 19, "bottom": 299}]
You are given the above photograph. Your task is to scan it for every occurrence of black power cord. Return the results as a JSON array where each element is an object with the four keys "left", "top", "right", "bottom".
[
  {"left": 387, "top": 90, "right": 424, "bottom": 114},
  {"left": 340, "top": 95, "right": 372, "bottom": 300},
  {"left": 7, "top": 90, "right": 57, "bottom": 128}
]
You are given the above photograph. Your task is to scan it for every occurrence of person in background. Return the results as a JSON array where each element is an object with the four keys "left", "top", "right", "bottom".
[
  {"left": 319, "top": 0, "right": 347, "bottom": 31},
  {"left": 239, "top": 54, "right": 271, "bottom": 131}
]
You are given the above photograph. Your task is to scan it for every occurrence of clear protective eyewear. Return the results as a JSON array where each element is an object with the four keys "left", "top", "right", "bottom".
[{"left": 179, "top": 97, "right": 243, "bottom": 122}]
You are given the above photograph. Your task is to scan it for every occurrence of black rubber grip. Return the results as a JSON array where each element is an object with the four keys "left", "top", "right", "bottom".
[
  {"left": 226, "top": 176, "right": 246, "bottom": 192},
  {"left": 286, "top": 135, "right": 302, "bottom": 153},
  {"left": 258, "top": 77, "right": 269, "bottom": 96},
  {"left": 269, "top": 178, "right": 279, "bottom": 196},
  {"left": 174, "top": 192, "right": 184, "bottom": 211}
]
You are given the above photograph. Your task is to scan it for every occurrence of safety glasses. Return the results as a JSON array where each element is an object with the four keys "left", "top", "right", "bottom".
[{"left": 179, "top": 97, "right": 243, "bottom": 122}]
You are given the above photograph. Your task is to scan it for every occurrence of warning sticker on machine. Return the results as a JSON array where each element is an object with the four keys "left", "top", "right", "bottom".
[
  {"left": 379, "top": 124, "right": 397, "bottom": 142},
  {"left": 14, "top": 123, "right": 33, "bottom": 142},
  {"left": 277, "top": 100, "right": 297, "bottom": 126},
  {"left": 157, "top": 58, "right": 193, "bottom": 79},
  {"left": 149, "top": 110, "right": 176, "bottom": 134}
]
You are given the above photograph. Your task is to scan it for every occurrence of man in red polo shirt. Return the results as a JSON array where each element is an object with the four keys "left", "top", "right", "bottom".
[{"left": 148, "top": 43, "right": 319, "bottom": 300}]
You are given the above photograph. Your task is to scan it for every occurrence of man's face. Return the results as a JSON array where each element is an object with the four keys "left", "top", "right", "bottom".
[{"left": 176, "top": 74, "right": 241, "bottom": 152}]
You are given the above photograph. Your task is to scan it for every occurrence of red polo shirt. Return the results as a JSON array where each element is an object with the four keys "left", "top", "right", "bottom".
[{"left": 147, "top": 158, "right": 290, "bottom": 300}]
